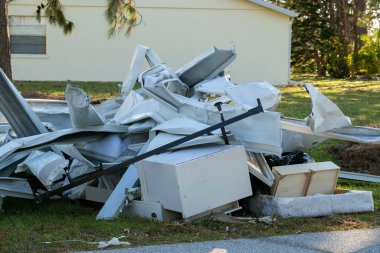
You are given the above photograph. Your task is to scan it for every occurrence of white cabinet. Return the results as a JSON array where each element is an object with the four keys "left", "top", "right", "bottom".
[{"left": 137, "top": 145, "right": 252, "bottom": 218}]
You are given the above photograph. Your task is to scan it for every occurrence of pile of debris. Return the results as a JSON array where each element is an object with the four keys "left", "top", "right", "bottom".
[{"left": 0, "top": 44, "right": 377, "bottom": 221}]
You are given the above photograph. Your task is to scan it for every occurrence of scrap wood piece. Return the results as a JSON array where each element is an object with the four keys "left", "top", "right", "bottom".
[{"left": 272, "top": 162, "right": 340, "bottom": 197}]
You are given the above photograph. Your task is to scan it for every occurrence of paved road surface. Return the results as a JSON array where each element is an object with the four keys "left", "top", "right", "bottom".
[{"left": 79, "top": 228, "right": 380, "bottom": 253}]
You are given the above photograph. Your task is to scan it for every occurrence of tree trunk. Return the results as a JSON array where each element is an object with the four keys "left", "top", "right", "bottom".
[
  {"left": 355, "top": 0, "right": 367, "bottom": 50},
  {"left": 335, "top": 0, "right": 344, "bottom": 41},
  {"left": 342, "top": 0, "right": 350, "bottom": 41},
  {"left": 328, "top": 1, "right": 336, "bottom": 33},
  {"left": 0, "top": 0, "right": 12, "bottom": 80},
  {"left": 337, "top": 0, "right": 350, "bottom": 58},
  {"left": 314, "top": 47, "right": 324, "bottom": 77},
  {"left": 352, "top": 0, "right": 367, "bottom": 74}
]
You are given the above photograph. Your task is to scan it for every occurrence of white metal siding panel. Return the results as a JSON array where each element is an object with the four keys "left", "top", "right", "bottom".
[
  {"left": 10, "top": 0, "right": 291, "bottom": 85},
  {"left": 13, "top": 0, "right": 267, "bottom": 10}
]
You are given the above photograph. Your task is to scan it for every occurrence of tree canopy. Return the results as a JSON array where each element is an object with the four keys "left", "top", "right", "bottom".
[
  {"left": 268, "top": 0, "right": 380, "bottom": 78},
  {"left": 2, "top": 1, "right": 379, "bottom": 80}
]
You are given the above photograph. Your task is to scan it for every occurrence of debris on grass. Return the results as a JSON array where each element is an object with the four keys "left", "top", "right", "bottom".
[
  {"left": 42, "top": 236, "right": 130, "bottom": 249},
  {"left": 0, "top": 44, "right": 378, "bottom": 229}
]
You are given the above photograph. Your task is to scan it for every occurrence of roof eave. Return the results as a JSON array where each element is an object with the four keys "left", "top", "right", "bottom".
[{"left": 248, "top": 0, "right": 299, "bottom": 18}]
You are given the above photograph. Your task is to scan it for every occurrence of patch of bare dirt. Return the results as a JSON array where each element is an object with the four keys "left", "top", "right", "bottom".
[
  {"left": 329, "top": 142, "right": 380, "bottom": 175},
  {"left": 21, "top": 92, "right": 65, "bottom": 100},
  {"left": 21, "top": 92, "right": 105, "bottom": 104}
]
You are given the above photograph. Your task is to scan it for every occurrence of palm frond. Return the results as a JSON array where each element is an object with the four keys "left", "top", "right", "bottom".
[
  {"left": 105, "top": 0, "right": 141, "bottom": 38},
  {"left": 36, "top": 0, "right": 74, "bottom": 35}
]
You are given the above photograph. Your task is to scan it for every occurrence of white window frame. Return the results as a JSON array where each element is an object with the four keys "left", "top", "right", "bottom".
[{"left": 9, "top": 16, "right": 48, "bottom": 57}]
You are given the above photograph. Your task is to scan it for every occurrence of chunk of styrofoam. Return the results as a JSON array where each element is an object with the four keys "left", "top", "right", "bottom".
[{"left": 249, "top": 190, "right": 374, "bottom": 218}]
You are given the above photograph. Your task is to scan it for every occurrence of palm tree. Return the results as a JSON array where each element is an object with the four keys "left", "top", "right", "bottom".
[{"left": 0, "top": 0, "right": 12, "bottom": 79}]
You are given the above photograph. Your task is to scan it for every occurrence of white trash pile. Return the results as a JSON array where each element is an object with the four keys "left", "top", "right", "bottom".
[{"left": 0, "top": 44, "right": 377, "bottom": 220}]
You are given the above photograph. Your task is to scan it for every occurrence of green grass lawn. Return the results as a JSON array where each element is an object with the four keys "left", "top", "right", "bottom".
[
  {"left": 14, "top": 80, "right": 120, "bottom": 103},
  {"left": 0, "top": 75, "right": 378, "bottom": 252}
]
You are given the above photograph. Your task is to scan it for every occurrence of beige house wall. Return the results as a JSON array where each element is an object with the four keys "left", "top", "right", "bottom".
[{"left": 9, "top": 0, "right": 293, "bottom": 85}]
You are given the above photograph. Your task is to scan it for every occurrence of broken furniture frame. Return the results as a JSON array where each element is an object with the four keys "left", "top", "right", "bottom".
[{"left": 32, "top": 99, "right": 264, "bottom": 202}]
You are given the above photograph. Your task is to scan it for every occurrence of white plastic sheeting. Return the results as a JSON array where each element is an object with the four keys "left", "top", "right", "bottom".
[
  {"left": 305, "top": 84, "right": 351, "bottom": 133},
  {"left": 225, "top": 82, "right": 281, "bottom": 111}
]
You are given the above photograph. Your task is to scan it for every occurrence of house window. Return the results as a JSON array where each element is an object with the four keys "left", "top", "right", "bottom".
[{"left": 9, "top": 16, "right": 46, "bottom": 55}]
